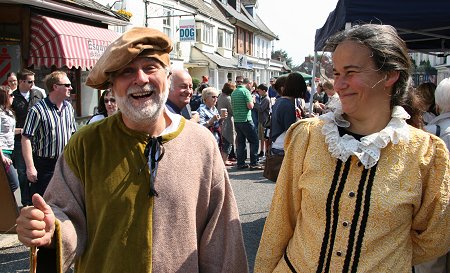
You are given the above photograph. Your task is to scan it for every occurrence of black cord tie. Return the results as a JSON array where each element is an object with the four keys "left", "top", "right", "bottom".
[{"left": 144, "top": 136, "right": 165, "bottom": 197}]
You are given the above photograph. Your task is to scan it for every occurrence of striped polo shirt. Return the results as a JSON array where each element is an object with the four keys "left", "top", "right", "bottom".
[
  {"left": 231, "top": 85, "right": 253, "bottom": 122},
  {"left": 22, "top": 97, "right": 77, "bottom": 158}
]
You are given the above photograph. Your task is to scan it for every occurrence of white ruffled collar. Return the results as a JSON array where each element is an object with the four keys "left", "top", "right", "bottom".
[{"left": 319, "top": 106, "right": 411, "bottom": 169}]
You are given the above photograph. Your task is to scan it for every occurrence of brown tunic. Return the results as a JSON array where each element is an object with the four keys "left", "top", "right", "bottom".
[{"left": 41, "top": 112, "right": 249, "bottom": 273}]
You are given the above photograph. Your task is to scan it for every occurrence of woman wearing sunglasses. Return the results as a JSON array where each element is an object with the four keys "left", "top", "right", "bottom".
[
  {"left": 0, "top": 85, "right": 19, "bottom": 193},
  {"left": 198, "top": 87, "right": 227, "bottom": 146},
  {"left": 87, "top": 89, "right": 118, "bottom": 124}
]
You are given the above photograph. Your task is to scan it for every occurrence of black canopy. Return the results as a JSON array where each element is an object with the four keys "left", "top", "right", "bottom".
[{"left": 314, "top": 0, "right": 450, "bottom": 54}]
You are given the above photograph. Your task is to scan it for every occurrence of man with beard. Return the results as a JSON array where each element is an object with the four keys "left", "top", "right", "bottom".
[{"left": 15, "top": 27, "right": 248, "bottom": 273}]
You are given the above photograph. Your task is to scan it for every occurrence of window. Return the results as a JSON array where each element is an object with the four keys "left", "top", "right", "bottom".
[
  {"left": 262, "top": 40, "right": 266, "bottom": 58},
  {"left": 196, "top": 23, "right": 214, "bottom": 45},
  {"left": 256, "top": 38, "right": 260, "bottom": 57},
  {"left": 218, "top": 29, "right": 232, "bottom": 49},
  {"left": 162, "top": 8, "right": 173, "bottom": 38}
]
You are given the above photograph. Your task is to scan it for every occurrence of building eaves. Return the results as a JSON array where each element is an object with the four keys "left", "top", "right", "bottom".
[
  {"left": 283, "top": 62, "right": 291, "bottom": 71},
  {"left": 58, "top": 0, "right": 128, "bottom": 21},
  {"left": 192, "top": 46, "right": 237, "bottom": 68},
  {"left": 215, "top": 0, "right": 258, "bottom": 31},
  {"left": 241, "top": 0, "right": 257, "bottom": 5},
  {"left": 177, "top": 0, "right": 233, "bottom": 28},
  {"left": 238, "top": 3, "right": 277, "bottom": 38},
  {"left": 252, "top": 14, "right": 278, "bottom": 40}
]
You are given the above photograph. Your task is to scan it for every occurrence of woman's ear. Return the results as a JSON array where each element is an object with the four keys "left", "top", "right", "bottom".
[{"left": 384, "top": 71, "right": 400, "bottom": 88}]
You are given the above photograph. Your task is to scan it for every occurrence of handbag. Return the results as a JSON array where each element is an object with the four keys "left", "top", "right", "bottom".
[{"left": 263, "top": 149, "right": 284, "bottom": 182}]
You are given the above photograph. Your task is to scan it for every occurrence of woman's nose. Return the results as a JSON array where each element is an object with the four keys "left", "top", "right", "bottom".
[{"left": 333, "top": 77, "right": 347, "bottom": 92}]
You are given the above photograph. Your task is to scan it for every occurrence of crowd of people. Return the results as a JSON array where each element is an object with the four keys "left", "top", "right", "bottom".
[{"left": 0, "top": 23, "right": 446, "bottom": 273}]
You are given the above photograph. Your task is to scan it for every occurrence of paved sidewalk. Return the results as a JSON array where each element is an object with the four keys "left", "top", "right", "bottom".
[{"left": 0, "top": 234, "right": 20, "bottom": 249}]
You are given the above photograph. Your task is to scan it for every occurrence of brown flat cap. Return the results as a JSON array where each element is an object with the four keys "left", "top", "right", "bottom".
[{"left": 86, "top": 27, "right": 173, "bottom": 90}]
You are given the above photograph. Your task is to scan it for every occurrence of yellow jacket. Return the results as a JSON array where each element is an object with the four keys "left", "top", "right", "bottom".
[{"left": 255, "top": 118, "right": 450, "bottom": 273}]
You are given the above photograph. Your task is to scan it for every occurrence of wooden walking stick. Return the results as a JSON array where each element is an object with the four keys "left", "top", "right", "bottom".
[{"left": 30, "top": 246, "right": 38, "bottom": 273}]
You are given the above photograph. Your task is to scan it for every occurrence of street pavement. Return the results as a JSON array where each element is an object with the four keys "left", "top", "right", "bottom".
[{"left": 0, "top": 165, "right": 275, "bottom": 273}]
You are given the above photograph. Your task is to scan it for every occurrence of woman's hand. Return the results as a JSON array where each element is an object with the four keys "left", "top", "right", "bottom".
[
  {"left": 1, "top": 153, "right": 12, "bottom": 167},
  {"left": 211, "top": 114, "right": 220, "bottom": 122},
  {"left": 220, "top": 111, "right": 228, "bottom": 120}
]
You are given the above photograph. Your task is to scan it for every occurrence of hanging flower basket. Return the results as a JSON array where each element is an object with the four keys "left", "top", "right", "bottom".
[{"left": 117, "top": 9, "right": 133, "bottom": 19}]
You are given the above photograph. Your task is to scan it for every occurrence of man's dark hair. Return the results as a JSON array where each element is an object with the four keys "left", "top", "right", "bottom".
[
  {"left": 17, "top": 69, "right": 35, "bottom": 81},
  {"left": 257, "top": 84, "right": 268, "bottom": 92}
]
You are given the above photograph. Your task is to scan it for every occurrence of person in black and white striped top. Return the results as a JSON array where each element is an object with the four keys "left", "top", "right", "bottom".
[{"left": 21, "top": 71, "right": 77, "bottom": 197}]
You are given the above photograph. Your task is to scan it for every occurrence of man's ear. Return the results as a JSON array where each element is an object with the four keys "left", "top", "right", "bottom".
[
  {"left": 385, "top": 71, "right": 400, "bottom": 87},
  {"left": 167, "top": 70, "right": 172, "bottom": 89}
]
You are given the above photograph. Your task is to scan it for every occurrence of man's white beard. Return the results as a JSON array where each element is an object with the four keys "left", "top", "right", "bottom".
[{"left": 116, "top": 83, "right": 168, "bottom": 124}]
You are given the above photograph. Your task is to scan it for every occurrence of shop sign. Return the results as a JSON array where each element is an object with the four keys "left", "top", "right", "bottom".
[
  {"left": 179, "top": 19, "right": 196, "bottom": 42},
  {"left": 87, "top": 40, "right": 110, "bottom": 60}
]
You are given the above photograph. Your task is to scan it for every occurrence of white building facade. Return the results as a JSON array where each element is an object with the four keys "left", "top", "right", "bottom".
[{"left": 96, "top": 0, "right": 284, "bottom": 89}]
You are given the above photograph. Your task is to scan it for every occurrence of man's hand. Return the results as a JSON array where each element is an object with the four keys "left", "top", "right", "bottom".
[
  {"left": 26, "top": 166, "right": 38, "bottom": 183},
  {"left": 16, "top": 194, "right": 56, "bottom": 248},
  {"left": 191, "top": 112, "right": 200, "bottom": 123}
]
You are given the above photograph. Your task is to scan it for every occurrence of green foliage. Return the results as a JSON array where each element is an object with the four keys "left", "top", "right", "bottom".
[
  {"left": 416, "top": 60, "right": 437, "bottom": 74},
  {"left": 271, "top": 49, "right": 293, "bottom": 68},
  {"left": 192, "top": 77, "right": 200, "bottom": 90}
]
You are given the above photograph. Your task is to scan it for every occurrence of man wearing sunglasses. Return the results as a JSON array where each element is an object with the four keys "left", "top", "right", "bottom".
[
  {"left": 11, "top": 69, "right": 45, "bottom": 206},
  {"left": 16, "top": 27, "right": 248, "bottom": 273},
  {"left": 21, "top": 71, "right": 77, "bottom": 199}
]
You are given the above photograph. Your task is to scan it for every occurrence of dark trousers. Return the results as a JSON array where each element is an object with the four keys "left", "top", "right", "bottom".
[
  {"left": 30, "top": 156, "right": 58, "bottom": 197},
  {"left": 234, "top": 121, "right": 259, "bottom": 166},
  {"left": 13, "top": 139, "right": 31, "bottom": 206}
]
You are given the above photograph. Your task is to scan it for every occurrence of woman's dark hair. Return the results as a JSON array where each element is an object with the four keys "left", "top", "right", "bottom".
[
  {"left": 221, "top": 82, "right": 236, "bottom": 95},
  {"left": 283, "top": 72, "right": 307, "bottom": 99},
  {"left": 273, "top": 75, "right": 288, "bottom": 96},
  {"left": 197, "top": 83, "right": 210, "bottom": 94},
  {"left": 416, "top": 82, "right": 437, "bottom": 115},
  {"left": 325, "top": 24, "right": 422, "bottom": 128},
  {"left": 0, "top": 85, "right": 13, "bottom": 114},
  {"left": 97, "top": 89, "right": 112, "bottom": 117}
]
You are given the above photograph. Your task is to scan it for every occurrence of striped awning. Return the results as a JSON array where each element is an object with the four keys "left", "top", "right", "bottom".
[{"left": 28, "top": 15, "right": 120, "bottom": 69}]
